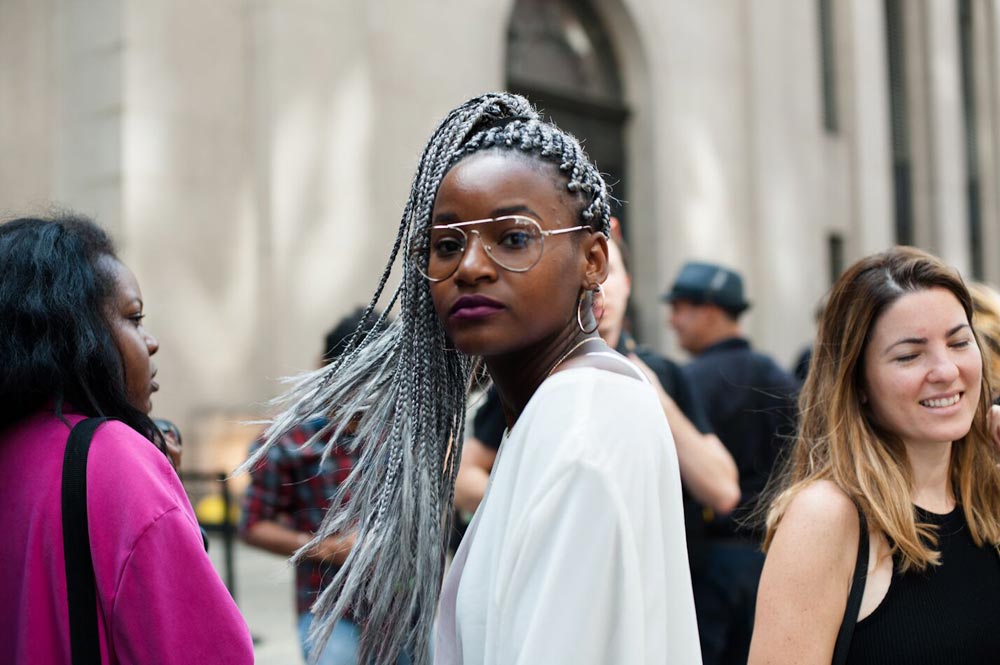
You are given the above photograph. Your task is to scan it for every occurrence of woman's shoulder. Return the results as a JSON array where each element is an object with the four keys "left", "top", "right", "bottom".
[
  {"left": 539, "top": 362, "right": 655, "bottom": 410},
  {"left": 752, "top": 486, "right": 865, "bottom": 663},
  {"left": 87, "top": 420, "right": 191, "bottom": 517},
  {"left": 774, "top": 480, "right": 861, "bottom": 552},
  {"left": 536, "top": 368, "right": 664, "bottom": 437},
  {"left": 90, "top": 419, "right": 169, "bottom": 466},
  {"left": 523, "top": 367, "right": 671, "bottom": 472}
]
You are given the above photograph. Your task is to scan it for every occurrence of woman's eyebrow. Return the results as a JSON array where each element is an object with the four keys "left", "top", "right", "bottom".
[
  {"left": 433, "top": 212, "right": 461, "bottom": 224},
  {"left": 882, "top": 323, "right": 970, "bottom": 354},
  {"left": 946, "top": 323, "right": 970, "bottom": 337},
  {"left": 432, "top": 205, "right": 542, "bottom": 225},
  {"left": 885, "top": 336, "right": 927, "bottom": 354},
  {"left": 491, "top": 205, "right": 540, "bottom": 218}
]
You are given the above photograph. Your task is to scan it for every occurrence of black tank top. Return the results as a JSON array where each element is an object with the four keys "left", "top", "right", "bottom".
[{"left": 846, "top": 506, "right": 1000, "bottom": 664}]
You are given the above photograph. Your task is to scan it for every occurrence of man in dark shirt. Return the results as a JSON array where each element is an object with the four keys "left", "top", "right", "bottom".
[{"left": 664, "top": 261, "right": 799, "bottom": 665}]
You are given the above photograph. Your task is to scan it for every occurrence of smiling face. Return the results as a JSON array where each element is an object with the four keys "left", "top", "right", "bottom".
[
  {"left": 863, "top": 287, "right": 982, "bottom": 452},
  {"left": 102, "top": 257, "right": 159, "bottom": 414},
  {"left": 428, "top": 151, "right": 606, "bottom": 357}
]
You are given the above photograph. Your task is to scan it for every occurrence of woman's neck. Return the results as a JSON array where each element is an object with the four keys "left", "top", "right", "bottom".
[
  {"left": 906, "top": 440, "right": 955, "bottom": 513},
  {"left": 485, "top": 325, "right": 600, "bottom": 429}
]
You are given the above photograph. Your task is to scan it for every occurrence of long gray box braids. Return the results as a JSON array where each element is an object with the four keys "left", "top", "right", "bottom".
[{"left": 245, "top": 92, "right": 611, "bottom": 665}]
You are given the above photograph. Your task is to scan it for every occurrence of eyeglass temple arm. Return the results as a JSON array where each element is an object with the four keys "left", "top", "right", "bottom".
[{"left": 545, "top": 225, "right": 592, "bottom": 236}]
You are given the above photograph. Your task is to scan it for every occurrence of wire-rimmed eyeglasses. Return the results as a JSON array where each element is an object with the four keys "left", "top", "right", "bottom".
[{"left": 412, "top": 215, "right": 592, "bottom": 282}]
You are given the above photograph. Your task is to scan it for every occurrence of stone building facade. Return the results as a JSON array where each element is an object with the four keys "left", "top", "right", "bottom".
[{"left": 2, "top": 0, "right": 999, "bottom": 468}]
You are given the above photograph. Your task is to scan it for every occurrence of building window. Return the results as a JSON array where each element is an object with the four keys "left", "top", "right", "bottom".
[
  {"left": 884, "top": 0, "right": 914, "bottom": 246},
  {"left": 958, "top": 0, "right": 983, "bottom": 278},
  {"left": 828, "top": 232, "right": 845, "bottom": 285},
  {"left": 818, "top": 0, "right": 839, "bottom": 133},
  {"left": 506, "top": 0, "right": 629, "bottom": 230}
]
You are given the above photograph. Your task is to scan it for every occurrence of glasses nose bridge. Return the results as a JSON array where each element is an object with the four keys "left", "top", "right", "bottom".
[
  {"left": 453, "top": 226, "right": 500, "bottom": 277},
  {"left": 462, "top": 227, "right": 498, "bottom": 262}
]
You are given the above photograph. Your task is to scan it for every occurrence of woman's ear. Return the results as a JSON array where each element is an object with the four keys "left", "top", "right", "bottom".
[{"left": 583, "top": 232, "right": 609, "bottom": 288}]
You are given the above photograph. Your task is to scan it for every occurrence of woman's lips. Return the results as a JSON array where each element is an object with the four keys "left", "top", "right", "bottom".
[{"left": 449, "top": 295, "right": 505, "bottom": 321}]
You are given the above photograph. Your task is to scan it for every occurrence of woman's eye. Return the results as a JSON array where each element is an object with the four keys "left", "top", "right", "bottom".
[
  {"left": 129, "top": 313, "right": 146, "bottom": 325},
  {"left": 499, "top": 231, "right": 531, "bottom": 248},
  {"left": 950, "top": 339, "right": 971, "bottom": 349},
  {"left": 433, "top": 238, "right": 464, "bottom": 256},
  {"left": 894, "top": 353, "right": 918, "bottom": 363}
]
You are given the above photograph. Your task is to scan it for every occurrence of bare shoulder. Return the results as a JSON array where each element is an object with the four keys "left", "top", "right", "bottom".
[
  {"left": 782, "top": 480, "right": 856, "bottom": 525},
  {"left": 772, "top": 480, "right": 860, "bottom": 564},
  {"left": 750, "top": 480, "right": 859, "bottom": 663}
]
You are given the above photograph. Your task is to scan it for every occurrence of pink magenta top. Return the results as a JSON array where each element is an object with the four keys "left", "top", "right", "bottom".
[{"left": 0, "top": 409, "right": 254, "bottom": 664}]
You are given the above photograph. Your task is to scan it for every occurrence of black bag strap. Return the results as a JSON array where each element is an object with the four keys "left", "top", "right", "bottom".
[
  {"left": 62, "top": 417, "right": 109, "bottom": 665},
  {"left": 831, "top": 505, "right": 869, "bottom": 665}
]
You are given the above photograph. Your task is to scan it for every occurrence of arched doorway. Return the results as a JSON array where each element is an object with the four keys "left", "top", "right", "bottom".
[{"left": 505, "top": 0, "right": 630, "bottom": 230}]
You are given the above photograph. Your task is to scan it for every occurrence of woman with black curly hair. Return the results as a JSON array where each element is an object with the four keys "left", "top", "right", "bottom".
[{"left": 0, "top": 214, "right": 253, "bottom": 664}]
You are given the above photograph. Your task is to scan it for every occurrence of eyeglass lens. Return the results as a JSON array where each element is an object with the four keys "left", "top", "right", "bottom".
[{"left": 419, "top": 216, "right": 544, "bottom": 280}]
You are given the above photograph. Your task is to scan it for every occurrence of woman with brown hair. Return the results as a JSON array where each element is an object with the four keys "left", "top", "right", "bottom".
[{"left": 748, "top": 246, "right": 1000, "bottom": 664}]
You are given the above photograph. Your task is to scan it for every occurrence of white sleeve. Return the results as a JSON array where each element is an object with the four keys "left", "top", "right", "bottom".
[{"left": 493, "top": 461, "right": 648, "bottom": 665}]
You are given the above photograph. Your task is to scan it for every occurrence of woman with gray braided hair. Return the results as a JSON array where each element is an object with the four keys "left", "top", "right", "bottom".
[{"left": 251, "top": 93, "right": 701, "bottom": 665}]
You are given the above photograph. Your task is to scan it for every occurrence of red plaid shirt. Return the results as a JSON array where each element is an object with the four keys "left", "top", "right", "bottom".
[{"left": 240, "top": 418, "right": 355, "bottom": 615}]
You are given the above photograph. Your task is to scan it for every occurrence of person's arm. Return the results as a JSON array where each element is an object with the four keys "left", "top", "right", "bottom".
[
  {"left": 453, "top": 435, "right": 498, "bottom": 514},
  {"left": 748, "top": 480, "right": 858, "bottom": 665},
  {"left": 112, "top": 507, "right": 255, "bottom": 663},
  {"left": 243, "top": 519, "right": 356, "bottom": 565},
  {"left": 240, "top": 440, "right": 356, "bottom": 564},
  {"left": 87, "top": 422, "right": 254, "bottom": 662},
  {"left": 630, "top": 353, "right": 741, "bottom": 514}
]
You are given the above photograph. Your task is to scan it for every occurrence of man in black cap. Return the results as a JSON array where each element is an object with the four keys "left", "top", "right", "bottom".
[{"left": 663, "top": 261, "right": 799, "bottom": 665}]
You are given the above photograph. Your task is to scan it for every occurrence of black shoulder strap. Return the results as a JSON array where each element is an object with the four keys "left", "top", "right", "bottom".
[
  {"left": 832, "top": 506, "right": 869, "bottom": 665},
  {"left": 62, "top": 417, "right": 109, "bottom": 665}
]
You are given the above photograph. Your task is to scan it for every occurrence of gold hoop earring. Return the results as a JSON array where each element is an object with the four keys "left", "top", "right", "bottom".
[{"left": 577, "top": 285, "right": 604, "bottom": 334}]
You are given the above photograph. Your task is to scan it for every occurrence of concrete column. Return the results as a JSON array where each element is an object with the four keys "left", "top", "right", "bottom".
[
  {"left": 741, "top": 0, "right": 828, "bottom": 366},
  {"left": 0, "top": 0, "right": 126, "bottom": 234},
  {"left": 644, "top": 1, "right": 755, "bottom": 354},
  {"left": 601, "top": 0, "right": 659, "bottom": 346},
  {"left": 842, "top": 0, "right": 895, "bottom": 256},
  {"left": 120, "top": 0, "right": 260, "bottom": 446},
  {"left": 922, "top": 0, "right": 971, "bottom": 273},
  {"left": 0, "top": 0, "right": 57, "bottom": 214},
  {"left": 53, "top": 0, "right": 125, "bottom": 236},
  {"left": 978, "top": 0, "right": 1000, "bottom": 285},
  {"left": 248, "top": 0, "right": 373, "bottom": 380}
]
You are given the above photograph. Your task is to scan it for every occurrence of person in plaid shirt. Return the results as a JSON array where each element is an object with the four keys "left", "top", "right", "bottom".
[{"left": 240, "top": 309, "right": 409, "bottom": 665}]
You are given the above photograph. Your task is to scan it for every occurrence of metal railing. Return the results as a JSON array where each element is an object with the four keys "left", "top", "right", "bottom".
[{"left": 178, "top": 470, "right": 238, "bottom": 602}]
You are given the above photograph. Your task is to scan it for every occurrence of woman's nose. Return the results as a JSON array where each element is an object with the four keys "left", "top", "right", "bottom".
[
  {"left": 146, "top": 332, "right": 160, "bottom": 356},
  {"left": 927, "top": 350, "right": 959, "bottom": 383},
  {"left": 453, "top": 231, "right": 497, "bottom": 283}
]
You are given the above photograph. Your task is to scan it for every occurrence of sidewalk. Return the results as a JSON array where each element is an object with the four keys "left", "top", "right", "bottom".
[{"left": 208, "top": 536, "right": 302, "bottom": 664}]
